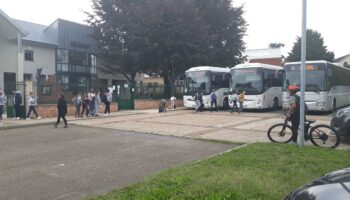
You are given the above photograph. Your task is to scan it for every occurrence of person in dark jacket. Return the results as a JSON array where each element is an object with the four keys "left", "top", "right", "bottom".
[
  {"left": 54, "top": 94, "right": 68, "bottom": 128},
  {"left": 13, "top": 90, "right": 22, "bottom": 120}
]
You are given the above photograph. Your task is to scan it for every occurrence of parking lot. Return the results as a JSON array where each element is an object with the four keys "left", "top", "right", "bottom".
[{"left": 69, "top": 108, "right": 349, "bottom": 149}]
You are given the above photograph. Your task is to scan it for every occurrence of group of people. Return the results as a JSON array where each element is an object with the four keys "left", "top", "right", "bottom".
[
  {"left": 0, "top": 88, "right": 114, "bottom": 128},
  {"left": 192, "top": 89, "right": 245, "bottom": 113},
  {"left": 228, "top": 90, "right": 245, "bottom": 114},
  {"left": 71, "top": 89, "right": 113, "bottom": 118},
  {"left": 55, "top": 89, "right": 113, "bottom": 128}
]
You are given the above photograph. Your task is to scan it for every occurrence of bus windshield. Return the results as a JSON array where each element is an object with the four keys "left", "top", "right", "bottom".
[
  {"left": 230, "top": 68, "right": 263, "bottom": 95},
  {"left": 185, "top": 71, "right": 211, "bottom": 94},
  {"left": 284, "top": 63, "right": 326, "bottom": 92}
]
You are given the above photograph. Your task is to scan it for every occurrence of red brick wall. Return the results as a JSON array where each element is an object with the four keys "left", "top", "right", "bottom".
[
  {"left": 134, "top": 99, "right": 183, "bottom": 110},
  {"left": 250, "top": 58, "right": 283, "bottom": 66},
  {"left": 35, "top": 103, "right": 118, "bottom": 118}
]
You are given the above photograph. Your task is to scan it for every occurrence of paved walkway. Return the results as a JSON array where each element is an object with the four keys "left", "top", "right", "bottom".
[{"left": 2, "top": 108, "right": 349, "bottom": 149}]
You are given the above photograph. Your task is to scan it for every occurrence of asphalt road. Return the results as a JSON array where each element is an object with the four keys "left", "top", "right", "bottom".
[{"left": 0, "top": 125, "right": 236, "bottom": 200}]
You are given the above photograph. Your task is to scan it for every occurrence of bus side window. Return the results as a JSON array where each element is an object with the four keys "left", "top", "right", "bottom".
[{"left": 327, "top": 68, "right": 333, "bottom": 90}]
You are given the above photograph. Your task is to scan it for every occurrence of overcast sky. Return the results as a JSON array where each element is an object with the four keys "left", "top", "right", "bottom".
[{"left": 1, "top": 0, "right": 349, "bottom": 58}]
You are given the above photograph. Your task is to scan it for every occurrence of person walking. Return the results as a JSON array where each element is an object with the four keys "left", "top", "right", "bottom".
[
  {"left": 0, "top": 91, "right": 6, "bottom": 126},
  {"left": 229, "top": 91, "right": 238, "bottom": 114},
  {"left": 54, "top": 94, "right": 68, "bottom": 128},
  {"left": 194, "top": 91, "right": 200, "bottom": 112},
  {"left": 26, "top": 92, "right": 41, "bottom": 120},
  {"left": 210, "top": 90, "right": 218, "bottom": 112},
  {"left": 13, "top": 90, "right": 22, "bottom": 120},
  {"left": 104, "top": 91, "right": 112, "bottom": 115},
  {"left": 238, "top": 90, "right": 245, "bottom": 114},
  {"left": 72, "top": 93, "right": 81, "bottom": 118},
  {"left": 88, "top": 89, "right": 95, "bottom": 117},
  {"left": 94, "top": 91, "right": 102, "bottom": 117}
]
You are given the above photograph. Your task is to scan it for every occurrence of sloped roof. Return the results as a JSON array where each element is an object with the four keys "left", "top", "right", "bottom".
[
  {"left": 334, "top": 53, "right": 350, "bottom": 63},
  {"left": 0, "top": 9, "right": 27, "bottom": 40},
  {"left": 13, "top": 19, "right": 57, "bottom": 46}
]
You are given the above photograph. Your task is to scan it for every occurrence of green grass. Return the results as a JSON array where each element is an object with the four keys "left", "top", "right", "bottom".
[{"left": 91, "top": 143, "right": 350, "bottom": 200}]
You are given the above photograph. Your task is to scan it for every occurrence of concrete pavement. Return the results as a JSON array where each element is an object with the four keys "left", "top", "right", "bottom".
[
  {"left": 2, "top": 108, "right": 348, "bottom": 149},
  {"left": 0, "top": 125, "right": 236, "bottom": 200}
]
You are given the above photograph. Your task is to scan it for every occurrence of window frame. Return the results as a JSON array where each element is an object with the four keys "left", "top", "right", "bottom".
[{"left": 24, "top": 50, "right": 34, "bottom": 61}]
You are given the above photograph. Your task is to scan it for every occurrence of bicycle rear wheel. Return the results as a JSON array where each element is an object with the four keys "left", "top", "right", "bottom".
[
  {"left": 309, "top": 124, "right": 340, "bottom": 148},
  {"left": 267, "top": 123, "right": 293, "bottom": 143}
]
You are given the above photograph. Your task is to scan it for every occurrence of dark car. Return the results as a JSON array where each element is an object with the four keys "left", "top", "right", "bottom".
[
  {"left": 331, "top": 106, "right": 350, "bottom": 137},
  {"left": 283, "top": 168, "right": 350, "bottom": 200}
]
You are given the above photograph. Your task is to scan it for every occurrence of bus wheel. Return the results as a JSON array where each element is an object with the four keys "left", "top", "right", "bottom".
[
  {"left": 223, "top": 98, "right": 229, "bottom": 110},
  {"left": 332, "top": 100, "right": 337, "bottom": 113},
  {"left": 273, "top": 98, "right": 279, "bottom": 110}
]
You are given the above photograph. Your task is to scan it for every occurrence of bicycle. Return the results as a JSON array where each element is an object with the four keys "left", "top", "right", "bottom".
[{"left": 267, "top": 118, "right": 340, "bottom": 148}]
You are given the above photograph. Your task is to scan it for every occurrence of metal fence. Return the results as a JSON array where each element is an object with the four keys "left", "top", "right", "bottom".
[{"left": 134, "top": 84, "right": 185, "bottom": 100}]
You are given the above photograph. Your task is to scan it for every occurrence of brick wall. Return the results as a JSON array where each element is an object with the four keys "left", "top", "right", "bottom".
[
  {"left": 250, "top": 58, "right": 283, "bottom": 66},
  {"left": 35, "top": 103, "right": 118, "bottom": 118},
  {"left": 134, "top": 99, "right": 183, "bottom": 110}
]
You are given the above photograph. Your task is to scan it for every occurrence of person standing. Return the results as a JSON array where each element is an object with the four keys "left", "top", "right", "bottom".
[
  {"left": 54, "top": 94, "right": 68, "bottom": 128},
  {"left": 238, "top": 90, "right": 245, "bottom": 114},
  {"left": 198, "top": 92, "right": 204, "bottom": 112},
  {"left": 88, "top": 90, "right": 95, "bottom": 117},
  {"left": 170, "top": 96, "right": 177, "bottom": 109},
  {"left": 72, "top": 93, "right": 81, "bottom": 118},
  {"left": 94, "top": 91, "right": 102, "bottom": 117},
  {"left": 229, "top": 91, "right": 238, "bottom": 114},
  {"left": 210, "top": 90, "right": 218, "bottom": 112},
  {"left": 0, "top": 91, "right": 6, "bottom": 126},
  {"left": 81, "top": 93, "right": 89, "bottom": 117},
  {"left": 194, "top": 91, "right": 201, "bottom": 112},
  {"left": 13, "top": 90, "right": 22, "bottom": 120},
  {"left": 26, "top": 92, "right": 41, "bottom": 120},
  {"left": 286, "top": 85, "right": 301, "bottom": 144},
  {"left": 104, "top": 91, "right": 112, "bottom": 115}
]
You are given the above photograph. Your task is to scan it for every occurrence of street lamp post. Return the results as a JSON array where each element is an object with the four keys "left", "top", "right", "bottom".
[{"left": 299, "top": 0, "right": 307, "bottom": 148}]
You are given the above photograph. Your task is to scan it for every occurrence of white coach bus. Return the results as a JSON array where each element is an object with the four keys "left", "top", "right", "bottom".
[
  {"left": 183, "top": 66, "right": 231, "bottom": 109},
  {"left": 229, "top": 63, "right": 284, "bottom": 109},
  {"left": 283, "top": 60, "right": 350, "bottom": 112}
]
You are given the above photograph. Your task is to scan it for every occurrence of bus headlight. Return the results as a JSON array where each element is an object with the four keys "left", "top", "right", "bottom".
[{"left": 316, "top": 102, "right": 326, "bottom": 106}]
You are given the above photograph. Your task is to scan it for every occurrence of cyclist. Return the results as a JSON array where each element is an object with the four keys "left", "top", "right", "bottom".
[{"left": 286, "top": 85, "right": 300, "bottom": 144}]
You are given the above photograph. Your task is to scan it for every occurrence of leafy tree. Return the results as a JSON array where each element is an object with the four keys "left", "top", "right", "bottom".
[
  {"left": 87, "top": 0, "right": 247, "bottom": 96},
  {"left": 269, "top": 43, "right": 285, "bottom": 48},
  {"left": 286, "top": 29, "right": 334, "bottom": 62}
]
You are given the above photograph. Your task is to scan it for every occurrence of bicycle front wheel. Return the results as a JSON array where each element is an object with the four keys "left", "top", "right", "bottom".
[
  {"left": 309, "top": 125, "right": 340, "bottom": 148},
  {"left": 267, "top": 123, "right": 293, "bottom": 143}
]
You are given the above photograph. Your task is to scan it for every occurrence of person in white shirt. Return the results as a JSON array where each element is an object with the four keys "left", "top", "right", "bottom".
[
  {"left": 26, "top": 92, "right": 41, "bottom": 120},
  {"left": 170, "top": 96, "right": 176, "bottom": 109}
]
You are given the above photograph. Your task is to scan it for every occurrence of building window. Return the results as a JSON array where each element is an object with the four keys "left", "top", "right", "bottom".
[
  {"left": 24, "top": 50, "right": 34, "bottom": 61},
  {"left": 41, "top": 86, "right": 51, "bottom": 96},
  {"left": 24, "top": 74, "right": 32, "bottom": 81}
]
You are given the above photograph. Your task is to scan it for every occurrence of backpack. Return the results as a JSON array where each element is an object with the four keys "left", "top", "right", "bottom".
[{"left": 101, "top": 94, "right": 107, "bottom": 103}]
